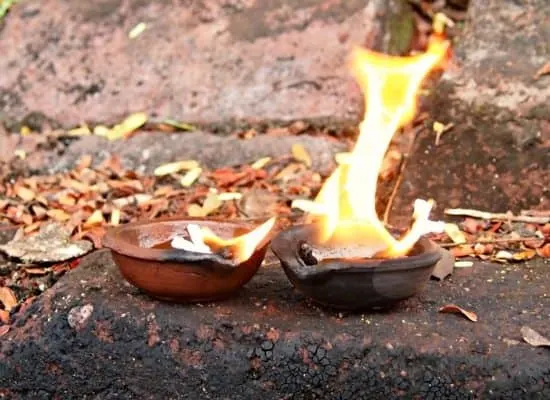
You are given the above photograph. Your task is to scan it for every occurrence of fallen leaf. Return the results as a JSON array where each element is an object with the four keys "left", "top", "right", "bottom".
[
  {"left": 444, "top": 223, "right": 467, "bottom": 244},
  {"left": 180, "top": 167, "right": 202, "bottom": 187},
  {"left": 534, "top": 62, "right": 550, "bottom": 80},
  {"left": 84, "top": 210, "right": 105, "bottom": 228},
  {"left": 291, "top": 144, "right": 312, "bottom": 167},
  {"left": 250, "top": 157, "right": 272, "bottom": 170},
  {"left": 68, "top": 125, "right": 91, "bottom": 136},
  {"left": 129, "top": 22, "right": 147, "bottom": 39},
  {"left": 521, "top": 326, "right": 550, "bottom": 347},
  {"left": 494, "top": 250, "right": 514, "bottom": 261},
  {"left": 512, "top": 249, "right": 537, "bottom": 261},
  {"left": 454, "top": 260, "right": 473, "bottom": 268},
  {"left": 106, "top": 112, "right": 148, "bottom": 140},
  {"left": 154, "top": 160, "right": 199, "bottom": 176},
  {"left": 15, "top": 186, "right": 35, "bottom": 202},
  {"left": 431, "top": 248, "right": 454, "bottom": 280},
  {"left": 0, "top": 325, "right": 9, "bottom": 337},
  {"left": 0, "top": 287, "right": 17, "bottom": 312},
  {"left": 218, "top": 192, "right": 242, "bottom": 201},
  {"left": 110, "top": 208, "right": 121, "bottom": 226},
  {"left": 201, "top": 192, "right": 222, "bottom": 216},
  {"left": 112, "top": 194, "right": 152, "bottom": 208},
  {"left": 536, "top": 243, "right": 550, "bottom": 258},
  {"left": 161, "top": 119, "right": 195, "bottom": 131},
  {"left": 438, "top": 304, "right": 478, "bottom": 322},
  {"left": 450, "top": 245, "right": 474, "bottom": 257},
  {"left": 0, "top": 309, "right": 9, "bottom": 324}
]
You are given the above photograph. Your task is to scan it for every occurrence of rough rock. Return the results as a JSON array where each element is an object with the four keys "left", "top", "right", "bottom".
[
  {"left": 390, "top": 0, "right": 550, "bottom": 222},
  {"left": 0, "top": 0, "right": 411, "bottom": 130},
  {"left": 0, "top": 249, "right": 549, "bottom": 398},
  {"left": 49, "top": 130, "right": 347, "bottom": 175}
]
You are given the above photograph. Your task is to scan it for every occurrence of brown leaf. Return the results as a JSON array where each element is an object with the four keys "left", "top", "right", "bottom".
[
  {"left": 0, "top": 287, "right": 18, "bottom": 312},
  {"left": 15, "top": 185, "right": 35, "bottom": 202},
  {"left": 438, "top": 304, "right": 478, "bottom": 322},
  {"left": 521, "top": 326, "right": 550, "bottom": 347},
  {"left": 76, "top": 154, "right": 93, "bottom": 170},
  {"left": 450, "top": 245, "right": 474, "bottom": 257},
  {"left": 536, "top": 243, "right": 550, "bottom": 258},
  {"left": 0, "top": 309, "right": 10, "bottom": 324},
  {"left": 534, "top": 62, "right": 550, "bottom": 80},
  {"left": 0, "top": 325, "right": 9, "bottom": 337},
  {"left": 47, "top": 209, "right": 71, "bottom": 222}
]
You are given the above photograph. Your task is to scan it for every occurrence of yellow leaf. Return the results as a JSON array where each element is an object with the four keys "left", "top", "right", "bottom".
[
  {"left": 201, "top": 192, "right": 222, "bottom": 216},
  {"left": 251, "top": 157, "right": 271, "bottom": 170},
  {"left": 291, "top": 144, "right": 312, "bottom": 167},
  {"left": 154, "top": 160, "right": 199, "bottom": 177},
  {"left": 106, "top": 112, "right": 148, "bottom": 140},
  {"left": 84, "top": 210, "right": 105, "bottom": 228},
  {"left": 110, "top": 209, "right": 121, "bottom": 226},
  {"left": 179, "top": 167, "right": 202, "bottom": 187},
  {"left": 444, "top": 223, "right": 467, "bottom": 244},
  {"left": 187, "top": 204, "right": 205, "bottom": 217},
  {"left": 218, "top": 192, "right": 242, "bottom": 201},
  {"left": 68, "top": 125, "right": 91, "bottom": 136},
  {"left": 129, "top": 22, "right": 147, "bottom": 39}
]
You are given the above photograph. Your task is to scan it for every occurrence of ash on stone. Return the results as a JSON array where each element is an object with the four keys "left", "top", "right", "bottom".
[{"left": 0, "top": 223, "right": 92, "bottom": 264}]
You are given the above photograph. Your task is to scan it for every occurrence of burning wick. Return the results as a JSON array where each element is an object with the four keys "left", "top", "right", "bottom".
[
  {"left": 299, "top": 32, "right": 451, "bottom": 259},
  {"left": 171, "top": 218, "right": 276, "bottom": 264}
]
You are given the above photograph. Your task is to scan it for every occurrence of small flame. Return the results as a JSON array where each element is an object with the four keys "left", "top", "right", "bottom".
[
  {"left": 308, "top": 34, "right": 450, "bottom": 257},
  {"left": 200, "top": 217, "right": 276, "bottom": 263}
]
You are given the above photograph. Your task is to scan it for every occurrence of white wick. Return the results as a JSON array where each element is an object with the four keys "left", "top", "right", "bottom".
[{"left": 171, "top": 224, "right": 212, "bottom": 253}]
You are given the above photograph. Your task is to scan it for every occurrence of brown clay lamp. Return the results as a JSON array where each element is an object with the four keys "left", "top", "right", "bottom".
[
  {"left": 272, "top": 32, "right": 451, "bottom": 310},
  {"left": 104, "top": 216, "right": 275, "bottom": 302}
]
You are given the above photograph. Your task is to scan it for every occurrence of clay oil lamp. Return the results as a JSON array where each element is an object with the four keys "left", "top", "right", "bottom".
[
  {"left": 271, "top": 32, "right": 451, "bottom": 310},
  {"left": 104, "top": 216, "right": 276, "bottom": 303}
]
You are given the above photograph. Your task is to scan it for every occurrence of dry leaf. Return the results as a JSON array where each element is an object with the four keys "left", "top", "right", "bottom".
[
  {"left": 202, "top": 192, "right": 222, "bottom": 216},
  {"left": 0, "top": 287, "right": 18, "bottom": 312},
  {"left": 84, "top": 210, "right": 105, "bottom": 228},
  {"left": 534, "top": 62, "right": 550, "bottom": 80},
  {"left": 180, "top": 167, "right": 202, "bottom": 187},
  {"left": 106, "top": 112, "right": 148, "bottom": 140},
  {"left": 68, "top": 125, "right": 91, "bottom": 136},
  {"left": 112, "top": 194, "right": 152, "bottom": 208},
  {"left": 0, "top": 309, "right": 10, "bottom": 324},
  {"left": 0, "top": 325, "right": 9, "bottom": 337},
  {"left": 438, "top": 304, "right": 478, "bottom": 322},
  {"left": 110, "top": 209, "right": 121, "bottom": 226},
  {"left": 76, "top": 154, "right": 93, "bottom": 169},
  {"left": 291, "top": 144, "right": 312, "bottom": 167},
  {"left": 450, "top": 245, "right": 474, "bottom": 257},
  {"left": 444, "top": 223, "right": 467, "bottom": 244},
  {"left": 15, "top": 186, "right": 35, "bottom": 202},
  {"left": 521, "top": 326, "right": 550, "bottom": 347},
  {"left": 129, "top": 22, "right": 147, "bottom": 39},
  {"left": 512, "top": 249, "right": 536, "bottom": 261},
  {"left": 46, "top": 209, "right": 71, "bottom": 222},
  {"left": 154, "top": 160, "right": 199, "bottom": 176},
  {"left": 250, "top": 157, "right": 271, "bottom": 170},
  {"left": 536, "top": 243, "right": 550, "bottom": 258},
  {"left": 218, "top": 192, "right": 242, "bottom": 201}
]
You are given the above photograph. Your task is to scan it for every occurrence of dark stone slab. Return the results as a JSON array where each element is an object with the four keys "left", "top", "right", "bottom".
[
  {"left": 1, "top": 249, "right": 549, "bottom": 398},
  {"left": 48, "top": 130, "right": 347, "bottom": 175},
  {"left": 0, "top": 0, "right": 410, "bottom": 130},
  {"left": 390, "top": 0, "right": 550, "bottom": 221}
]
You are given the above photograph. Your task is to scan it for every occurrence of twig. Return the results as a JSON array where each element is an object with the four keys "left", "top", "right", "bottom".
[
  {"left": 444, "top": 208, "right": 550, "bottom": 224},
  {"left": 439, "top": 237, "right": 540, "bottom": 248},
  {"left": 383, "top": 124, "right": 424, "bottom": 224}
]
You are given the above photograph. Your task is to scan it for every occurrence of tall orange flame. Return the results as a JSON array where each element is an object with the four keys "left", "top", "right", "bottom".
[{"left": 308, "top": 35, "right": 450, "bottom": 258}]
